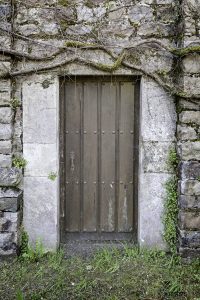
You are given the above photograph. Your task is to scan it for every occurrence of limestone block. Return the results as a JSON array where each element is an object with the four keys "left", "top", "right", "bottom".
[
  {"left": 179, "top": 195, "right": 200, "bottom": 209},
  {"left": 16, "top": 0, "right": 57, "bottom": 7},
  {"left": 82, "top": 50, "right": 114, "bottom": 65},
  {"left": 178, "top": 98, "right": 200, "bottom": 111},
  {"left": 179, "top": 230, "right": 200, "bottom": 248},
  {"left": 184, "top": 75, "right": 200, "bottom": 96},
  {"left": 13, "top": 107, "right": 22, "bottom": 138},
  {"left": 0, "top": 36, "right": 11, "bottom": 49},
  {"left": 17, "top": 24, "right": 40, "bottom": 36},
  {"left": 142, "top": 141, "right": 173, "bottom": 173},
  {"left": 93, "top": 5, "right": 106, "bottom": 19},
  {"left": 179, "top": 141, "right": 200, "bottom": 160},
  {"left": 0, "top": 232, "right": 17, "bottom": 255},
  {"left": 179, "top": 247, "right": 200, "bottom": 259},
  {"left": 137, "top": 22, "right": 171, "bottom": 37},
  {"left": 183, "top": 36, "right": 200, "bottom": 47},
  {"left": 23, "top": 76, "right": 58, "bottom": 143},
  {"left": 65, "top": 24, "right": 92, "bottom": 36},
  {"left": 0, "top": 188, "right": 22, "bottom": 212},
  {"left": 77, "top": 4, "right": 93, "bottom": 22},
  {"left": 179, "top": 211, "right": 200, "bottom": 230},
  {"left": 23, "top": 75, "right": 57, "bottom": 109},
  {"left": 141, "top": 78, "right": 176, "bottom": 141},
  {"left": 23, "top": 107, "right": 56, "bottom": 144},
  {"left": 128, "top": 5, "right": 153, "bottom": 23},
  {"left": 0, "top": 154, "right": 11, "bottom": 167},
  {"left": 0, "top": 107, "right": 12, "bottom": 123},
  {"left": 0, "top": 79, "right": 11, "bottom": 106},
  {"left": 15, "top": 7, "right": 59, "bottom": 35},
  {"left": 177, "top": 125, "right": 197, "bottom": 140},
  {"left": 138, "top": 50, "right": 173, "bottom": 74},
  {"left": 179, "top": 111, "right": 200, "bottom": 126},
  {"left": 182, "top": 54, "right": 200, "bottom": 74},
  {"left": 156, "top": 4, "right": 175, "bottom": 23},
  {"left": 12, "top": 107, "right": 22, "bottom": 154},
  {"left": 0, "top": 124, "right": 12, "bottom": 140},
  {"left": 156, "top": 0, "right": 174, "bottom": 3},
  {"left": 141, "top": 0, "right": 173, "bottom": 3},
  {"left": 24, "top": 143, "right": 57, "bottom": 177},
  {"left": 0, "top": 212, "right": 20, "bottom": 232},
  {"left": 0, "top": 167, "right": 22, "bottom": 187},
  {"left": 138, "top": 173, "right": 170, "bottom": 249},
  {"left": 180, "top": 180, "right": 200, "bottom": 196},
  {"left": 184, "top": 17, "right": 196, "bottom": 36},
  {"left": 0, "top": 140, "right": 11, "bottom": 154},
  {"left": 180, "top": 161, "right": 200, "bottom": 180},
  {"left": 0, "top": 62, "right": 10, "bottom": 76},
  {"left": 0, "top": 4, "right": 11, "bottom": 19},
  {"left": 24, "top": 177, "right": 58, "bottom": 250}
]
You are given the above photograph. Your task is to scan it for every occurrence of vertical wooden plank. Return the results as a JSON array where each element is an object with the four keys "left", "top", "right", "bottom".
[
  {"left": 101, "top": 82, "right": 116, "bottom": 232},
  {"left": 118, "top": 82, "right": 135, "bottom": 232},
  {"left": 83, "top": 82, "right": 98, "bottom": 231},
  {"left": 65, "top": 82, "right": 81, "bottom": 231}
]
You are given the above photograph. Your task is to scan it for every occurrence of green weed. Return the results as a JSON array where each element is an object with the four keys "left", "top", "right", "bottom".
[
  {"left": 48, "top": 171, "right": 57, "bottom": 181},
  {"left": 12, "top": 156, "right": 27, "bottom": 169}
]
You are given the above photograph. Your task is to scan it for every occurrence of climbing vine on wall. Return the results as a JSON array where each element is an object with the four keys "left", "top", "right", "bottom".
[{"left": 163, "top": 148, "right": 179, "bottom": 254}]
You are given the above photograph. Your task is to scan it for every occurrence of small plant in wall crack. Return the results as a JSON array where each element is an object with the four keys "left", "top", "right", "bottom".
[
  {"left": 12, "top": 156, "right": 27, "bottom": 169},
  {"left": 48, "top": 171, "right": 57, "bottom": 181},
  {"left": 10, "top": 97, "right": 21, "bottom": 109}
]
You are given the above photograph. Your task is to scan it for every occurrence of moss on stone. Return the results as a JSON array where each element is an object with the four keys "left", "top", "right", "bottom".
[
  {"left": 58, "top": 0, "right": 70, "bottom": 7},
  {"left": 84, "top": 0, "right": 94, "bottom": 8},
  {"left": 64, "top": 40, "right": 96, "bottom": 48},
  {"left": 172, "top": 46, "right": 200, "bottom": 57},
  {"left": 92, "top": 52, "right": 125, "bottom": 72}
]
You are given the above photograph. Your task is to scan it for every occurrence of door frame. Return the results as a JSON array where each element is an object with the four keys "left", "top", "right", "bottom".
[{"left": 59, "top": 75, "right": 140, "bottom": 243}]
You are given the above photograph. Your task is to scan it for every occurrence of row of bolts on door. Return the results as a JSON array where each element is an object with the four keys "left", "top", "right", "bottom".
[
  {"left": 66, "top": 131, "right": 134, "bottom": 134},
  {"left": 66, "top": 181, "right": 133, "bottom": 184}
]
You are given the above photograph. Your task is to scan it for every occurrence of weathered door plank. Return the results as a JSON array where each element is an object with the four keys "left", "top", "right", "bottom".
[
  {"left": 65, "top": 82, "right": 81, "bottom": 231},
  {"left": 118, "top": 82, "right": 134, "bottom": 232},
  {"left": 83, "top": 82, "right": 98, "bottom": 231},
  {"left": 101, "top": 82, "right": 116, "bottom": 232}
]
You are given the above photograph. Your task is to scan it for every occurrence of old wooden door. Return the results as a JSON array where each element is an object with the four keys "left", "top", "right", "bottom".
[{"left": 60, "top": 77, "right": 139, "bottom": 241}]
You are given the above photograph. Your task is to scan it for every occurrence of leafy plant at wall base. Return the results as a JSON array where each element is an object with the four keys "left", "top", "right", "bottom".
[
  {"left": 12, "top": 156, "right": 27, "bottom": 169},
  {"left": 19, "top": 229, "right": 29, "bottom": 257},
  {"left": 21, "top": 239, "right": 46, "bottom": 262},
  {"left": 19, "top": 230, "right": 46, "bottom": 262}
]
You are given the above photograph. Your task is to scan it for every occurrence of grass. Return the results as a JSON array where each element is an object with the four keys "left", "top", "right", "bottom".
[{"left": 0, "top": 246, "right": 200, "bottom": 300}]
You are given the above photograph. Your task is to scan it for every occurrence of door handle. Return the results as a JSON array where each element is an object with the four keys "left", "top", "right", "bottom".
[{"left": 70, "top": 151, "right": 75, "bottom": 172}]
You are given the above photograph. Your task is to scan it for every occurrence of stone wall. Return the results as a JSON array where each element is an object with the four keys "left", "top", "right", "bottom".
[
  {"left": 0, "top": 0, "right": 199, "bottom": 257},
  {"left": 177, "top": 0, "right": 200, "bottom": 258},
  {"left": 0, "top": 1, "right": 22, "bottom": 254}
]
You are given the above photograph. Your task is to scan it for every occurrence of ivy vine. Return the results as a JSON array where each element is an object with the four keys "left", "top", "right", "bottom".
[{"left": 163, "top": 148, "right": 179, "bottom": 254}]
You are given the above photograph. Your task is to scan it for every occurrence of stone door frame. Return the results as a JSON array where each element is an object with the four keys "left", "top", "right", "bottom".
[{"left": 22, "top": 68, "right": 176, "bottom": 250}]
